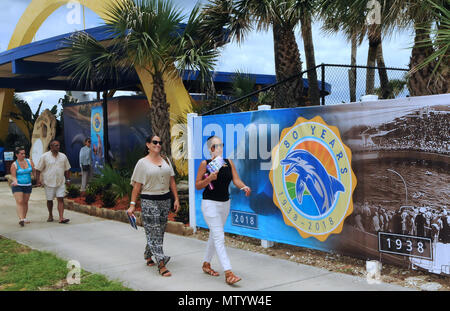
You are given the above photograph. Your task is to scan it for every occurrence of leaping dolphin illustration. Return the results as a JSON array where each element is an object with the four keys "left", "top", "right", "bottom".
[{"left": 281, "top": 149, "right": 345, "bottom": 215}]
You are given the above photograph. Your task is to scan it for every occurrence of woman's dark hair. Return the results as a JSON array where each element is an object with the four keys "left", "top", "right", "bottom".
[
  {"left": 145, "top": 135, "right": 159, "bottom": 144},
  {"left": 14, "top": 147, "right": 26, "bottom": 161},
  {"left": 14, "top": 147, "right": 25, "bottom": 155}
]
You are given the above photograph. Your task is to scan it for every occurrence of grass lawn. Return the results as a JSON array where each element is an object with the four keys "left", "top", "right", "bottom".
[{"left": 0, "top": 236, "right": 133, "bottom": 291}]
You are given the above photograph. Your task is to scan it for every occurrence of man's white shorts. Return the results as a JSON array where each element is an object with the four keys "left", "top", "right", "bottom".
[{"left": 45, "top": 184, "right": 66, "bottom": 200}]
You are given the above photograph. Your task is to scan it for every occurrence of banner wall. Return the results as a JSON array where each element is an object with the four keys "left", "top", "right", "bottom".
[{"left": 190, "top": 94, "right": 450, "bottom": 275}]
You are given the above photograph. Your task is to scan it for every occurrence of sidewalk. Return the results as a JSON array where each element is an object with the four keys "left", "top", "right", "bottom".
[{"left": 0, "top": 181, "right": 414, "bottom": 291}]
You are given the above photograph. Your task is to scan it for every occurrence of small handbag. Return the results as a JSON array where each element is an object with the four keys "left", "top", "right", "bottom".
[{"left": 82, "top": 165, "right": 90, "bottom": 172}]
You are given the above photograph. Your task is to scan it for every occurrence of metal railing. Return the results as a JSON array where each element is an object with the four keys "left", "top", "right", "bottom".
[{"left": 200, "top": 63, "right": 409, "bottom": 115}]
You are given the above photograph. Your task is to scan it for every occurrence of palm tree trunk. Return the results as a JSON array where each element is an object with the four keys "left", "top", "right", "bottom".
[
  {"left": 300, "top": 13, "right": 320, "bottom": 106},
  {"left": 150, "top": 73, "right": 172, "bottom": 159},
  {"left": 272, "top": 23, "right": 304, "bottom": 108},
  {"left": 376, "top": 42, "right": 392, "bottom": 99},
  {"left": 366, "top": 25, "right": 381, "bottom": 95},
  {"left": 349, "top": 32, "right": 357, "bottom": 102},
  {"left": 408, "top": 21, "right": 436, "bottom": 96}
]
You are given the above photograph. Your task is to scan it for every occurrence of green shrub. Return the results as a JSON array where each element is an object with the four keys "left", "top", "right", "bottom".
[
  {"left": 174, "top": 203, "right": 189, "bottom": 224},
  {"left": 101, "top": 189, "right": 117, "bottom": 208},
  {"left": 87, "top": 180, "right": 105, "bottom": 195},
  {"left": 94, "top": 165, "right": 130, "bottom": 199},
  {"left": 84, "top": 187, "right": 97, "bottom": 204},
  {"left": 66, "top": 184, "right": 81, "bottom": 198}
]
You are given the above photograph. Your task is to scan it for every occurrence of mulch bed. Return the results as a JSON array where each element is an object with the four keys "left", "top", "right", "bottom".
[{"left": 70, "top": 195, "right": 177, "bottom": 221}]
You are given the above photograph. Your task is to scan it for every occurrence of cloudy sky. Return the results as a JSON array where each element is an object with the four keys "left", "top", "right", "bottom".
[{"left": 0, "top": 0, "right": 415, "bottom": 112}]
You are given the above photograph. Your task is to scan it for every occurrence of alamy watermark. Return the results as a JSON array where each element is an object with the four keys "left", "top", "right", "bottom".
[
  {"left": 66, "top": 260, "right": 81, "bottom": 285},
  {"left": 66, "top": 1, "right": 82, "bottom": 25},
  {"left": 366, "top": 0, "right": 382, "bottom": 25},
  {"left": 174, "top": 120, "right": 282, "bottom": 171}
]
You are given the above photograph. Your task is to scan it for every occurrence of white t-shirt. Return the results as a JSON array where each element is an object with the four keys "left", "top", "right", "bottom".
[
  {"left": 35, "top": 151, "right": 71, "bottom": 187},
  {"left": 130, "top": 157, "right": 175, "bottom": 195}
]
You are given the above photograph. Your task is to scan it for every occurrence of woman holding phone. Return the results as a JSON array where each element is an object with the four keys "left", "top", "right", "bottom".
[
  {"left": 127, "top": 135, "right": 180, "bottom": 277},
  {"left": 195, "top": 135, "right": 251, "bottom": 285}
]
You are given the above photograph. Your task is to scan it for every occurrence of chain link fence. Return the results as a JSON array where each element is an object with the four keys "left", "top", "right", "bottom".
[{"left": 200, "top": 64, "right": 410, "bottom": 115}]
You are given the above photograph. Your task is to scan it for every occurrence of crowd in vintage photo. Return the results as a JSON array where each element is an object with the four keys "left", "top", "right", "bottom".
[
  {"left": 366, "top": 109, "right": 450, "bottom": 155},
  {"left": 350, "top": 202, "right": 450, "bottom": 244}
]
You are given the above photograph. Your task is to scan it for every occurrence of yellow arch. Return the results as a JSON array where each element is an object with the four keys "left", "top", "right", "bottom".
[{"left": 1, "top": 0, "right": 192, "bottom": 174}]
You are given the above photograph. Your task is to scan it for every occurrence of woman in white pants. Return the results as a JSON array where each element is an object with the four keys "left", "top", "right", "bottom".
[{"left": 195, "top": 136, "right": 251, "bottom": 285}]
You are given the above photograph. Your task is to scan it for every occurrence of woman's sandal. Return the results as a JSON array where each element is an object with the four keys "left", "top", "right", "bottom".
[
  {"left": 202, "top": 262, "right": 219, "bottom": 276},
  {"left": 158, "top": 263, "right": 172, "bottom": 277},
  {"left": 146, "top": 258, "right": 155, "bottom": 266},
  {"left": 225, "top": 270, "right": 241, "bottom": 285}
]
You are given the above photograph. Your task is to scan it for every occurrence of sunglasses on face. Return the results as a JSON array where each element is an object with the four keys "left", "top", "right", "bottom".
[
  {"left": 211, "top": 143, "right": 224, "bottom": 150},
  {"left": 152, "top": 140, "right": 163, "bottom": 146}
]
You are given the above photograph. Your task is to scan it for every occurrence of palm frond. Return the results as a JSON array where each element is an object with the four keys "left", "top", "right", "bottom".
[{"left": 59, "top": 32, "right": 133, "bottom": 90}]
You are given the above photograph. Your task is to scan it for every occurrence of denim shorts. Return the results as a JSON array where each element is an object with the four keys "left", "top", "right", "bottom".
[{"left": 11, "top": 185, "right": 32, "bottom": 194}]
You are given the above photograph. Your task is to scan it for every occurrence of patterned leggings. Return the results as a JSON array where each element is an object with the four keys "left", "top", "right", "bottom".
[{"left": 141, "top": 198, "right": 171, "bottom": 265}]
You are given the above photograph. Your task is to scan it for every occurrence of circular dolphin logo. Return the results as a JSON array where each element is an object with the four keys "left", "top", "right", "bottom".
[
  {"left": 269, "top": 116, "right": 357, "bottom": 241},
  {"left": 92, "top": 113, "right": 102, "bottom": 133}
]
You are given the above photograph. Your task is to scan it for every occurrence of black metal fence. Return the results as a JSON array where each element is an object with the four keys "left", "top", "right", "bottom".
[{"left": 200, "top": 64, "right": 409, "bottom": 116}]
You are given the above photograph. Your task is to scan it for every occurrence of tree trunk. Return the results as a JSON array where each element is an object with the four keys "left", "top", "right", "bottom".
[
  {"left": 272, "top": 23, "right": 304, "bottom": 108},
  {"left": 150, "top": 73, "right": 172, "bottom": 160},
  {"left": 408, "top": 22, "right": 436, "bottom": 96},
  {"left": 376, "top": 42, "right": 392, "bottom": 99},
  {"left": 349, "top": 32, "right": 357, "bottom": 102},
  {"left": 366, "top": 25, "right": 381, "bottom": 95},
  {"left": 300, "top": 13, "right": 320, "bottom": 106}
]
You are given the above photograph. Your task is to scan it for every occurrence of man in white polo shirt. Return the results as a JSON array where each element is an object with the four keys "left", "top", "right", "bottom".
[{"left": 36, "top": 139, "right": 71, "bottom": 224}]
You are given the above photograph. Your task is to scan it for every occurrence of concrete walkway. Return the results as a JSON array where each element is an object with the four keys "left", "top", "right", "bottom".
[{"left": 0, "top": 181, "right": 414, "bottom": 291}]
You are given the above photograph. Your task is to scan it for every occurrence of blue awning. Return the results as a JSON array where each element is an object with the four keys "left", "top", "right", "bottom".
[{"left": 0, "top": 25, "right": 331, "bottom": 95}]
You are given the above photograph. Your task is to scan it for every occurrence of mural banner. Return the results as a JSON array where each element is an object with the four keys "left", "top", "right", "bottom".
[
  {"left": 91, "top": 106, "right": 105, "bottom": 175},
  {"left": 188, "top": 94, "right": 450, "bottom": 276},
  {"left": 63, "top": 96, "right": 152, "bottom": 172}
]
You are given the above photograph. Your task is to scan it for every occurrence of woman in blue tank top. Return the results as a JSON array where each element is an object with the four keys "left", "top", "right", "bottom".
[
  {"left": 195, "top": 136, "right": 251, "bottom": 285},
  {"left": 10, "top": 147, "right": 35, "bottom": 227}
]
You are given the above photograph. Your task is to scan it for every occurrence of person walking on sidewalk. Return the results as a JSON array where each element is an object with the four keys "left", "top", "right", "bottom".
[
  {"left": 127, "top": 135, "right": 180, "bottom": 277},
  {"left": 195, "top": 135, "right": 251, "bottom": 285},
  {"left": 79, "top": 137, "right": 92, "bottom": 194},
  {"left": 35, "top": 139, "right": 71, "bottom": 224},
  {"left": 10, "top": 147, "right": 35, "bottom": 227}
]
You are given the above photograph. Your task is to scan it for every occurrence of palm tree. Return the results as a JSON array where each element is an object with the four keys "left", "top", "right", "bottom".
[
  {"left": 320, "top": 5, "right": 366, "bottom": 102},
  {"left": 300, "top": 9, "right": 321, "bottom": 106},
  {"left": 61, "top": 0, "right": 219, "bottom": 161},
  {"left": 319, "top": 0, "right": 393, "bottom": 98},
  {"left": 201, "top": 0, "right": 320, "bottom": 108},
  {"left": 389, "top": 0, "right": 449, "bottom": 95}
]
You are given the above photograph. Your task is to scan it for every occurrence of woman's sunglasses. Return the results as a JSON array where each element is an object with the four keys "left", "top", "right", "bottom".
[
  {"left": 152, "top": 140, "right": 163, "bottom": 145},
  {"left": 211, "top": 143, "right": 224, "bottom": 150}
]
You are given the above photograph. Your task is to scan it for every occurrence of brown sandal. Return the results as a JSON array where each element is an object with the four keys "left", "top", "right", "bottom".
[
  {"left": 225, "top": 270, "right": 241, "bottom": 285},
  {"left": 158, "top": 262, "right": 171, "bottom": 277},
  {"left": 202, "top": 262, "right": 219, "bottom": 276},
  {"left": 146, "top": 258, "right": 155, "bottom": 266}
]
